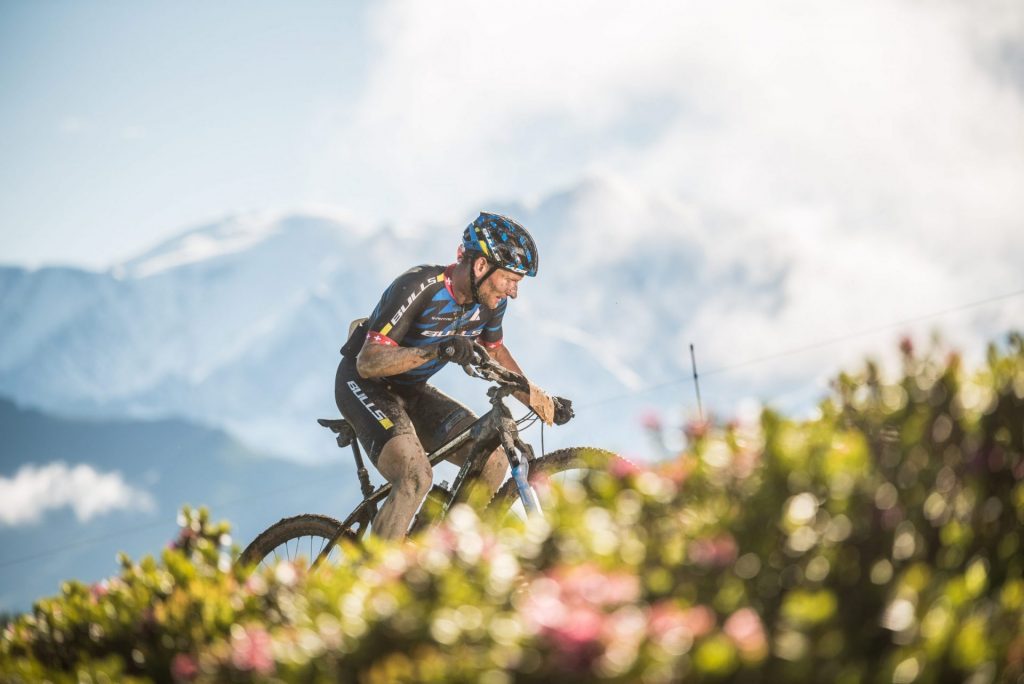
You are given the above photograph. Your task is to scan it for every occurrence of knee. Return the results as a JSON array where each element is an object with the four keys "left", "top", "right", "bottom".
[
  {"left": 405, "top": 458, "right": 433, "bottom": 498},
  {"left": 378, "top": 436, "right": 433, "bottom": 498},
  {"left": 391, "top": 451, "right": 431, "bottom": 499}
]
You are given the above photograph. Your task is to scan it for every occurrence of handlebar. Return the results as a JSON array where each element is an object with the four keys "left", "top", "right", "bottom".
[
  {"left": 465, "top": 342, "right": 529, "bottom": 392},
  {"left": 463, "top": 342, "right": 569, "bottom": 426}
]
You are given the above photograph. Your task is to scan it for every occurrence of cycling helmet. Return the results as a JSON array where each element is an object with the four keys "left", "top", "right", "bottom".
[{"left": 461, "top": 212, "right": 539, "bottom": 277}]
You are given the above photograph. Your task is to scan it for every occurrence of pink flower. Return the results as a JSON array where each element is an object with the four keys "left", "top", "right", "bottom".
[
  {"left": 231, "top": 626, "right": 275, "bottom": 675},
  {"left": 519, "top": 580, "right": 605, "bottom": 671},
  {"left": 684, "top": 418, "right": 711, "bottom": 439},
  {"left": 557, "top": 606, "right": 604, "bottom": 645},
  {"left": 89, "top": 581, "right": 108, "bottom": 602},
  {"left": 428, "top": 525, "right": 459, "bottom": 554},
  {"left": 547, "top": 605, "right": 606, "bottom": 672},
  {"left": 679, "top": 605, "right": 716, "bottom": 638},
  {"left": 730, "top": 449, "right": 759, "bottom": 479},
  {"left": 610, "top": 458, "right": 644, "bottom": 479},
  {"left": 723, "top": 608, "right": 767, "bottom": 659},
  {"left": 171, "top": 653, "right": 198, "bottom": 681},
  {"left": 551, "top": 564, "right": 640, "bottom": 606},
  {"left": 523, "top": 598, "right": 560, "bottom": 628},
  {"left": 899, "top": 337, "right": 914, "bottom": 357},
  {"left": 655, "top": 459, "right": 693, "bottom": 486},
  {"left": 649, "top": 601, "right": 716, "bottom": 645},
  {"left": 244, "top": 573, "right": 268, "bottom": 596},
  {"left": 520, "top": 565, "right": 644, "bottom": 673},
  {"left": 640, "top": 410, "right": 663, "bottom": 432},
  {"left": 688, "top": 534, "right": 738, "bottom": 568}
]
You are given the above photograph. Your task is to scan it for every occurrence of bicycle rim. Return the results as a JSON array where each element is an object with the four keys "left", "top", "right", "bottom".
[{"left": 238, "top": 514, "right": 354, "bottom": 571}]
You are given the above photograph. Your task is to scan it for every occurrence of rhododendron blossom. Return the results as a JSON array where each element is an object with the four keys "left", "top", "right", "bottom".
[
  {"left": 723, "top": 608, "right": 768, "bottom": 659},
  {"left": 230, "top": 625, "right": 275, "bottom": 675}
]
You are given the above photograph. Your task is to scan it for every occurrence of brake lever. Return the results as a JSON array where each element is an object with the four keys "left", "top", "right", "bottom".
[{"left": 469, "top": 341, "right": 529, "bottom": 391}]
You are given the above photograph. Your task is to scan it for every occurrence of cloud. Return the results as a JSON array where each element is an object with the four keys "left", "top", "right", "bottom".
[
  {"left": 0, "top": 462, "right": 156, "bottom": 526},
  {"left": 321, "top": 0, "right": 1022, "bottom": 265},
  {"left": 315, "top": 0, "right": 1022, "bottom": 409}
]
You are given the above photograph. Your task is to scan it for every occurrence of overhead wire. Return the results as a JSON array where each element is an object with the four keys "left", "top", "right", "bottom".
[{"left": 578, "top": 285, "right": 1024, "bottom": 410}]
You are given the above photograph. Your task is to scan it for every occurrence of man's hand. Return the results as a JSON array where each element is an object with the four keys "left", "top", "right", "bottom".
[
  {"left": 435, "top": 336, "right": 476, "bottom": 365},
  {"left": 552, "top": 396, "right": 574, "bottom": 425}
]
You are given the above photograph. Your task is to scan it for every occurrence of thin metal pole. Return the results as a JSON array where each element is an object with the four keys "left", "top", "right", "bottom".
[{"left": 690, "top": 343, "right": 704, "bottom": 422}]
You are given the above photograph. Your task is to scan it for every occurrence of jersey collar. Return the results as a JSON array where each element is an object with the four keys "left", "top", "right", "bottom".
[{"left": 443, "top": 263, "right": 461, "bottom": 303}]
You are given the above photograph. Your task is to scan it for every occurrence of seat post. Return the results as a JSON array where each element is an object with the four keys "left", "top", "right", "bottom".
[{"left": 351, "top": 440, "right": 374, "bottom": 499}]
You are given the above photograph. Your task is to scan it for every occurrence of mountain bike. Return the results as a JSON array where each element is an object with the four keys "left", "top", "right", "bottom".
[{"left": 239, "top": 344, "right": 622, "bottom": 569}]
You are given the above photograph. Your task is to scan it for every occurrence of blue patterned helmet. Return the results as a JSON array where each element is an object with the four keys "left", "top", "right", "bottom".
[{"left": 461, "top": 212, "right": 539, "bottom": 277}]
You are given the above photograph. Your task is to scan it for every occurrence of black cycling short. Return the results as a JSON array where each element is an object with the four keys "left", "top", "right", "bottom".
[{"left": 334, "top": 357, "right": 478, "bottom": 465}]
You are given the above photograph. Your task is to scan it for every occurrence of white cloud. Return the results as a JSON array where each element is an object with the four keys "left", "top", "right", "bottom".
[
  {"left": 321, "top": 0, "right": 1022, "bottom": 259},
  {"left": 312, "top": 0, "right": 1022, "bottom": 411},
  {"left": 0, "top": 462, "right": 156, "bottom": 526}
]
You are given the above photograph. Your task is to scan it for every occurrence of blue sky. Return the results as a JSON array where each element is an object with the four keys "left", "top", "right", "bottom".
[
  {"left": 1, "top": 1, "right": 370, "bottom": 267},
  {"left": 3, "top": 0, "right": 1023, "bottom": 276}
]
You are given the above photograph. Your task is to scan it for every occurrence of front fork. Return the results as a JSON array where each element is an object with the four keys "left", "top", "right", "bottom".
[{"left": 499, "top": 407, "right": 543, "bottom": 517}]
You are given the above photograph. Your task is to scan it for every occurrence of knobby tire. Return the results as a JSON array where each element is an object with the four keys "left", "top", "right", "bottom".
[{"left": 239, "top": 514, "right": 352, "bottom": 568}]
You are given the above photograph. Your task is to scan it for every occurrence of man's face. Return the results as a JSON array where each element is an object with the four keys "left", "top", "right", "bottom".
[{"left": 475, "top": 258, "right": 523, "bottom": 309}]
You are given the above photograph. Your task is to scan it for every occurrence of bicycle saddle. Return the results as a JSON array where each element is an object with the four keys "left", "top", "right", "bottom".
[{"left": 317, "top": 417, "right": 356, "bottom": 448}]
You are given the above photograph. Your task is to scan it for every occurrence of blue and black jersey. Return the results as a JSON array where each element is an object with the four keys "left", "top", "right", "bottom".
[{"left": 340, "top": 264, "right": 506, "bottom": 385}]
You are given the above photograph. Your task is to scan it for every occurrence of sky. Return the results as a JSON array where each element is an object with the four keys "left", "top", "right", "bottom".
[{"left": 2, "top": 0, "right": 1022, "bottom": 274}]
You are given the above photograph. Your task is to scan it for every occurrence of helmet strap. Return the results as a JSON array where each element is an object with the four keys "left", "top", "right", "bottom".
[{"left": 468, "top": 258, "right": 498, "bottom": 306}]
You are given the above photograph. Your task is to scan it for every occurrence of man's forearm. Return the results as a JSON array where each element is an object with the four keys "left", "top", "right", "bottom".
[
  {"left": 356, "top": 344, "right": 435, "bottom": 378},
  {"left": 489, "top": 345, "right": 532, "bottom": 407}
]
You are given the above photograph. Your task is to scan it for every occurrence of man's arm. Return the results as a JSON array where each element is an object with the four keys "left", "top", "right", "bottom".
[
  {"left": 356, "top": 342, "right": 435, "bottom": 378},
  {"left": 488, "top": 344, "right": 532, "bottom": 407}
]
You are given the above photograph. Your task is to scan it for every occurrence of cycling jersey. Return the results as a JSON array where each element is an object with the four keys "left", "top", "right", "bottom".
[{"left": 340, "top": 264, "right": 506, "bottom": 385}]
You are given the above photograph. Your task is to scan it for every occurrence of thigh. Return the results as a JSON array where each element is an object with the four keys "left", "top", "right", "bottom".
[
  {"left": 335, "top": 358, "right": 415, "bottom": 465},
  {"left": 374, "top": 433, "right": 431, "bottom": 486},
  {"left": 407, "top": 383, "right": 478, "bottom": 462}
]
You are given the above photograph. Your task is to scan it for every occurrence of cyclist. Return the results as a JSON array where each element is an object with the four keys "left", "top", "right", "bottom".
[{"left": 335, "top": 212, "right": 573, "bottom": 539}]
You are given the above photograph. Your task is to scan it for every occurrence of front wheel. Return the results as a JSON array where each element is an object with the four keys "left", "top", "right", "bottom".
[
  {"left": 238, "top": 514, "right": 354, "bottom": 570},
  {"left": 486, "top": 446, "right": 627, "bottom": 517}
]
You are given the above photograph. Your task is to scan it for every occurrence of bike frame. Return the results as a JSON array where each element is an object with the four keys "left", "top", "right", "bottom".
[{"left": 335, "top": 379, "right": 539, "bottom": 543}]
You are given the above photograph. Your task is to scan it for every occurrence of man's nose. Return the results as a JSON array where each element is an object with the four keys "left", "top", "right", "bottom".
[{"left": 507, "top": 281, "right": 518, "bottom": 298}]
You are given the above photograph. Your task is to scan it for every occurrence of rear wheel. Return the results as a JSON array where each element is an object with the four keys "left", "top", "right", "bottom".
[
  {"left": 487, "top": 446, "right": 626, "bottom": 518},
  {"left": 238, "top": 514, "right": 354, "bottom": 570}
]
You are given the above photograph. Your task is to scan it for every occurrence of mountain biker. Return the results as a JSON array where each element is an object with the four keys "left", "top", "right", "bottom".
[{"left": 335, "top": 212, "right": 574, "bottom": 539}]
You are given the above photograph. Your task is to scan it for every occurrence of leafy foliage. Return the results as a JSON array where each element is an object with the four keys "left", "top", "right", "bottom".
[{"left": 2, "top": 334, "right": 1023, "bottom": 683}]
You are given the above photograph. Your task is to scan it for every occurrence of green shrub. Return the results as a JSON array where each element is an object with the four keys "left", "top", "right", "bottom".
[{"left": 2, "top": 333, "right": 1023, "bottom": 683}]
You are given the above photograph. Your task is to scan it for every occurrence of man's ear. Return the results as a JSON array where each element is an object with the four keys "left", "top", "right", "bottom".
[{"left": 473, "top": 256, "right": 489, "bottom": 277}]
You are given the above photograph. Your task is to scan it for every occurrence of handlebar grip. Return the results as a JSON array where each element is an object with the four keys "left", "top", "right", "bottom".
[{"left": 471, "top": 341, "right": 490, "bottom": 365}]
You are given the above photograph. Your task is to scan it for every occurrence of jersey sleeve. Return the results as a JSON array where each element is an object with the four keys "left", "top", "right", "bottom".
[
  {"left": 365, "top": 268, "right": 443, "bottom": 346},
  {"left": 479, "top": 299, "right": 507, "bottom": 349}
]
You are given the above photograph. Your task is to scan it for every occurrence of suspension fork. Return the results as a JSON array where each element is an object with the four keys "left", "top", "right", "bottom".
[{"left": 497, "top": 403, "right": 543, "bottom": 516}]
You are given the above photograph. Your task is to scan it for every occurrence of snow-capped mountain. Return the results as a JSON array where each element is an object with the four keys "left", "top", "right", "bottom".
[
  {"left": 1, "top": 175, "right": 1015, "bottom": 462},
  {"left": 0, "top": 211, "right": 425, "bottom": 459}
]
